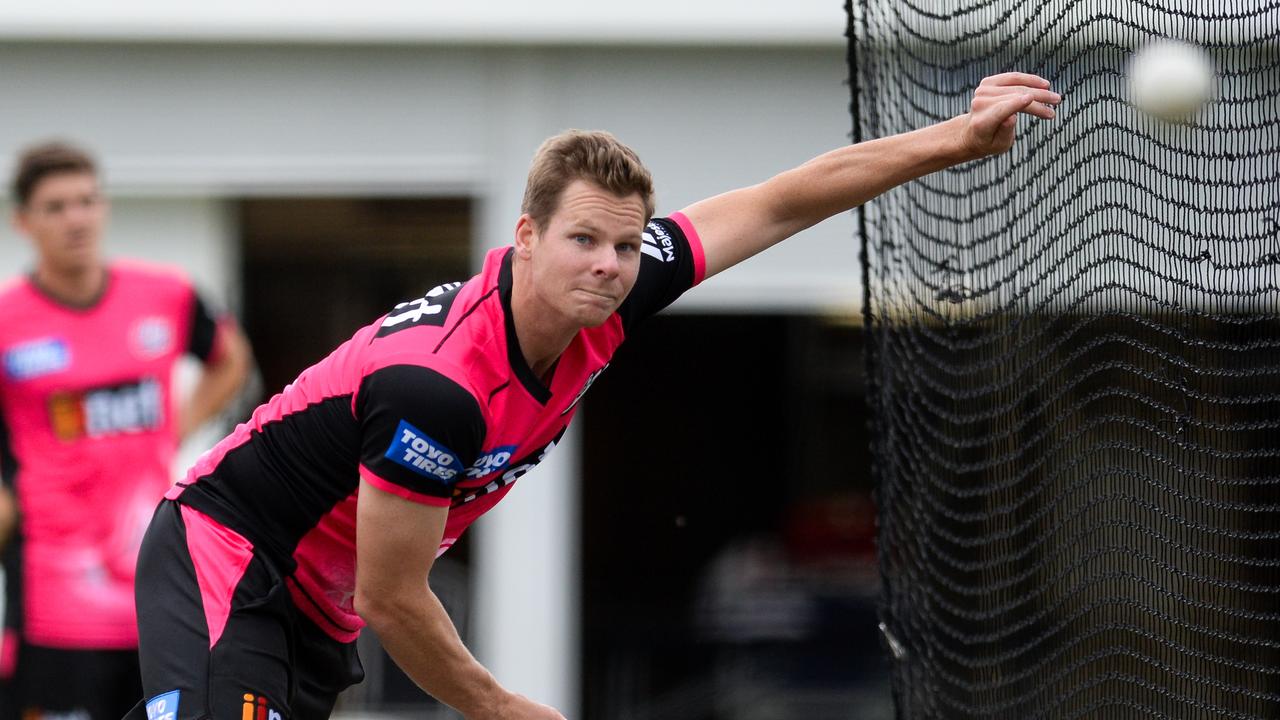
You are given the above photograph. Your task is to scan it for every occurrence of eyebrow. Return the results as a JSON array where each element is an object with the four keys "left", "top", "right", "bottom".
[{"left": 566, "top": 220, "right": 603, "bottom": 234}]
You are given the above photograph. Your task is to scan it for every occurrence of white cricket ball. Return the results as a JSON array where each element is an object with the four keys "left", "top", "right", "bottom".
[{"left": 1128, "top": 40, "right": 1215, "bottom": 122}]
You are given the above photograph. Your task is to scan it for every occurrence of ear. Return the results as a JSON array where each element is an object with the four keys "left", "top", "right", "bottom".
[
  {"left": 514, "top": 213, "right": 538, "bottom": 259},
  {"left": 10, "top": 207, "right": 29, "bottom": 238}
]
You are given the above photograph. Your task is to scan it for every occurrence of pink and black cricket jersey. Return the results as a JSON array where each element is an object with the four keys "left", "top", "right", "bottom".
[
  {"left": 0, "top": 261, "right": 223, "bottom": 649},
  {"left": 168, "top": 214, "right": 705, "bottom": 642}
]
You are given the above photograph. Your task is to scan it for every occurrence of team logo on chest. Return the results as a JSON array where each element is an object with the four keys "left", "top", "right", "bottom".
[
  {"left": 131, "top": 316, "right": 175, "bottom": 360},
  {"left": 4, "top": 337, "right": 70, "bottom": 381},
  {"left": 562, "top": 363, "right": 608, "bottom": 416}
]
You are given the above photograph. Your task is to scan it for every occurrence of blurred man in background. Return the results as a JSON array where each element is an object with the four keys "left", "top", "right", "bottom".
[{"left": 0, "top": 141, "right": 253, "bottom": 720}]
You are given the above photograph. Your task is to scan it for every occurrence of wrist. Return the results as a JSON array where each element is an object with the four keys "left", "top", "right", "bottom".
[
  {"left": 459, "top": 679, "right": 511, "bottom": 719},
  {"left": 938, "top": 114, "right": 980, "bottom": 164}
]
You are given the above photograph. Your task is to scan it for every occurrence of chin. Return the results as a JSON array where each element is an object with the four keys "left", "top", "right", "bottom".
[
  {"left": 572, "top": 304, "right": 618, "bottom": 328},
  {"left": 577, "top": 313, "right": 612, "bottom": 329}
]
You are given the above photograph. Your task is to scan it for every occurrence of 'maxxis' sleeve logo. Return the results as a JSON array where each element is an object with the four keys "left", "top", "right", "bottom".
[
  {"left": 641, "top": 221, "right": 676, "bottom": 263},
  {"left": 375, "top": 282, "right": 464, "bottom": 337},
  {"left": 385, "top": 419, "right": 461, "bottom": 483}
]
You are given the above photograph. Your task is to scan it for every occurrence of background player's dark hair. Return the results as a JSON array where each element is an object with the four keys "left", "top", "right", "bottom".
[
  {"left": 522, "top": 130, "right": 655, "bottom": 229},
  {"left": 11, "top": 141, "right": 98, "bottom": 207}
]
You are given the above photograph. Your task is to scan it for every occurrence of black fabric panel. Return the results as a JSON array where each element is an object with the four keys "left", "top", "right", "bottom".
[
  {"left": 186, "top": 293, "right": 220, "bottom": 362},
  {"left": 356, "top": 365, "right": 486, "bottom": 500},
  {"left": 179, "top": 396, "right": 362, "bottom": 565},
  {"left": 0, "top": 415, "right": 15, "bottom": 489},
  {"left": 0, "top": 413, "right": 21, "bottom": 643},
  {"left": 495, "top": 251, "right": 552, "bottom": 404}
]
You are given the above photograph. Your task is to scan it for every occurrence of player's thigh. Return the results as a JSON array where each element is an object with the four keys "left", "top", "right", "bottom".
[
  {"left": 136, "top": 502, "right": 292, "bottom": 719},
  {"left": 289, "top": 613, "right": 365, "bottom": 719}
]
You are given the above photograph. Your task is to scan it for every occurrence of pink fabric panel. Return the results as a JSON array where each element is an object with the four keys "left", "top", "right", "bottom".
[
  {"left": 0, "top": 629, "right": 16, "bottom": 678},
  {"left": 359, "top": 465, "right": 453, "bottom": 507},
  {"left": 289, "top": 492, "right": 363, "bottom": 643},
  {"left": 669, "top": 211, "right": 707, "bottom": 286},
  {"left": 181, "top": 505, "right": 254, "bottom": 649},
  {"left": 286, "top": 577, "right": 362, "bottom": 644}
]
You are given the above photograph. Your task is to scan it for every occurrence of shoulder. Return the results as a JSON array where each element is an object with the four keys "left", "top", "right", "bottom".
[
  {"left": 109, "top": 258, "right": 190, "bottom": 284},
  {"left": 0, "top": 277, "right": 37, "bottom": 327},
  {"left": 366, "top": 258, "right": 507, "bottom": 375},
  {"left": 0, "top": 276, "right": 30, "bottom": 307},
  {"left": 108, "top": 259, "right": 198, "bottom": 299}
]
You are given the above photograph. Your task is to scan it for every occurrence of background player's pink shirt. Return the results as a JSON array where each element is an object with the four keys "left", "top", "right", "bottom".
[{"left": 0, "top": 261, "right": 219, "bottom": 649}]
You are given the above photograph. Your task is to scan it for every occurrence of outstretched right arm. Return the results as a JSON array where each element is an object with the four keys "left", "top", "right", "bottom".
[{"left": 681, "top": 72, "right": 1060, "bottom": 280}]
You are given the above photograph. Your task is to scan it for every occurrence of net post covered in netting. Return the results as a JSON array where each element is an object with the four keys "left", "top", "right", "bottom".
[{"left": 850, "top": 1, "right": 1280, "bottom": 717}]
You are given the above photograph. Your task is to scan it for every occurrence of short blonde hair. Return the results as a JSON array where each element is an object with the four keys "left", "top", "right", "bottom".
[{"left": 521, "top": 130, "right": 655, "bottom": 230}]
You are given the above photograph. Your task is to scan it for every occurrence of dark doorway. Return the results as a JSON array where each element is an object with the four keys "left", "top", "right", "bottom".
[
  {"left": 580, "top": 313, "right": 891, "bottom": 720},
  {"left": 237, "top": 196, "right": 472, "bottom": 714},
  {"left": 238, "top": 197, "right": 472, "bottom": 395}
]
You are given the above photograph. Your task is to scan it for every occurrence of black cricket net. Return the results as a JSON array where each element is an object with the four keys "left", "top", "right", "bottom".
[{"left": 849, "top": 1, "right": 1280, "bottom": 717}]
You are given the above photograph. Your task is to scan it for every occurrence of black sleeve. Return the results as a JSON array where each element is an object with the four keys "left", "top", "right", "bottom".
[
  {"left": 0, "top": 413, "right": 13, "bottom": 489},
  {"left": 356, "top": 364, "right": 486, "bottom": 503},
  {"left": 187, "top": 292, "right": 221, "bottom": 362},
  {"left": 615, "top": 217, "right": 700, "bottom": 332}
]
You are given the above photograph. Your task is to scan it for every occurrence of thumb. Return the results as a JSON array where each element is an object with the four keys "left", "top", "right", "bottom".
[{"left": 974, "top": 93, "right": 1033, "bottom": 136}]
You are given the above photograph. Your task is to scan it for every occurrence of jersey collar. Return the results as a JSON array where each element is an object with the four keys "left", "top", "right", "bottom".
[{"left": 498, "top": 250, "right": 554, "bottom": 405}]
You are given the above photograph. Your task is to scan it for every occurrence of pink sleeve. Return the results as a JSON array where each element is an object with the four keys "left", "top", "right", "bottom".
[
  {"left": 359, "top": 464, "right": 453, "bottom": 508},
  {"left": 669, "top": 211, "right": 707, "bottom": 286}
]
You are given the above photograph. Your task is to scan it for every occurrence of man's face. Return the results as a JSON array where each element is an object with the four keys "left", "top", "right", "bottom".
[
  {"left": 13, "top": 172, "right": 107, "bottom": 275},
  {"left": 518, "top": 179, "right": 647, "bottom": 329}
]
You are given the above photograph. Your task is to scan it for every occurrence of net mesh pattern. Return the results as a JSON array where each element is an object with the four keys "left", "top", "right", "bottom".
[{"left": 849, "top": 1, "right": 1280, "bottom": 717}]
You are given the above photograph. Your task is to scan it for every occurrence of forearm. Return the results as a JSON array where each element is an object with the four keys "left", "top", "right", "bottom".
[
  {"left": 690, "top": 115, "right": 972, "bottom": 278},
  {"left": 179, "top": 367, "right": 242, "bottom": 439},
  {"left": 362, "top": 587, "right": 505, "bottom": 717},
  {"left": 0, "top": 487, "right": 16, "bottom": 554},
  {"left": 771, "top": 115, "right": 972, "bottom": 232},
  {"left": 179, "top": 327, "right": 251, "bottom": 440}
]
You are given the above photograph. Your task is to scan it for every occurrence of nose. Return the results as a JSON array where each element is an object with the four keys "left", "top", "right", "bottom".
[
  {"left": 592, "top": 246, "right": 620, "bottom": 279},
  {"left": 65, "top": 202, "right": 93, "bottom": 227}
]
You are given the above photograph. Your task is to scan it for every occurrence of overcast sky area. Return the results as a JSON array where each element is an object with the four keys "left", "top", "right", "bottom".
[{"left": 0, "top": 1, "right": 847, "bottom": 44}]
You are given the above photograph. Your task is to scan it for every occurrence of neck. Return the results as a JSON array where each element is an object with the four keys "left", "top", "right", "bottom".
[
  {"left": 510, "top": 262, "right": 576, "bottom": 379},
  {"left": 33, "top": 263, "right": 107, "bottom": 308}
]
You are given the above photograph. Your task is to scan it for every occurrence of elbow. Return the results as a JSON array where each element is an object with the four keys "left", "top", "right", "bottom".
[
  {"left": 224, "top": 332, "right": 255, "bottom": 388},
  {"left": 354, "top": 587, "right": 393, "bottom": 630},
  {"left": 354, "top": 581, "right": 423, "bottom": 632}
]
